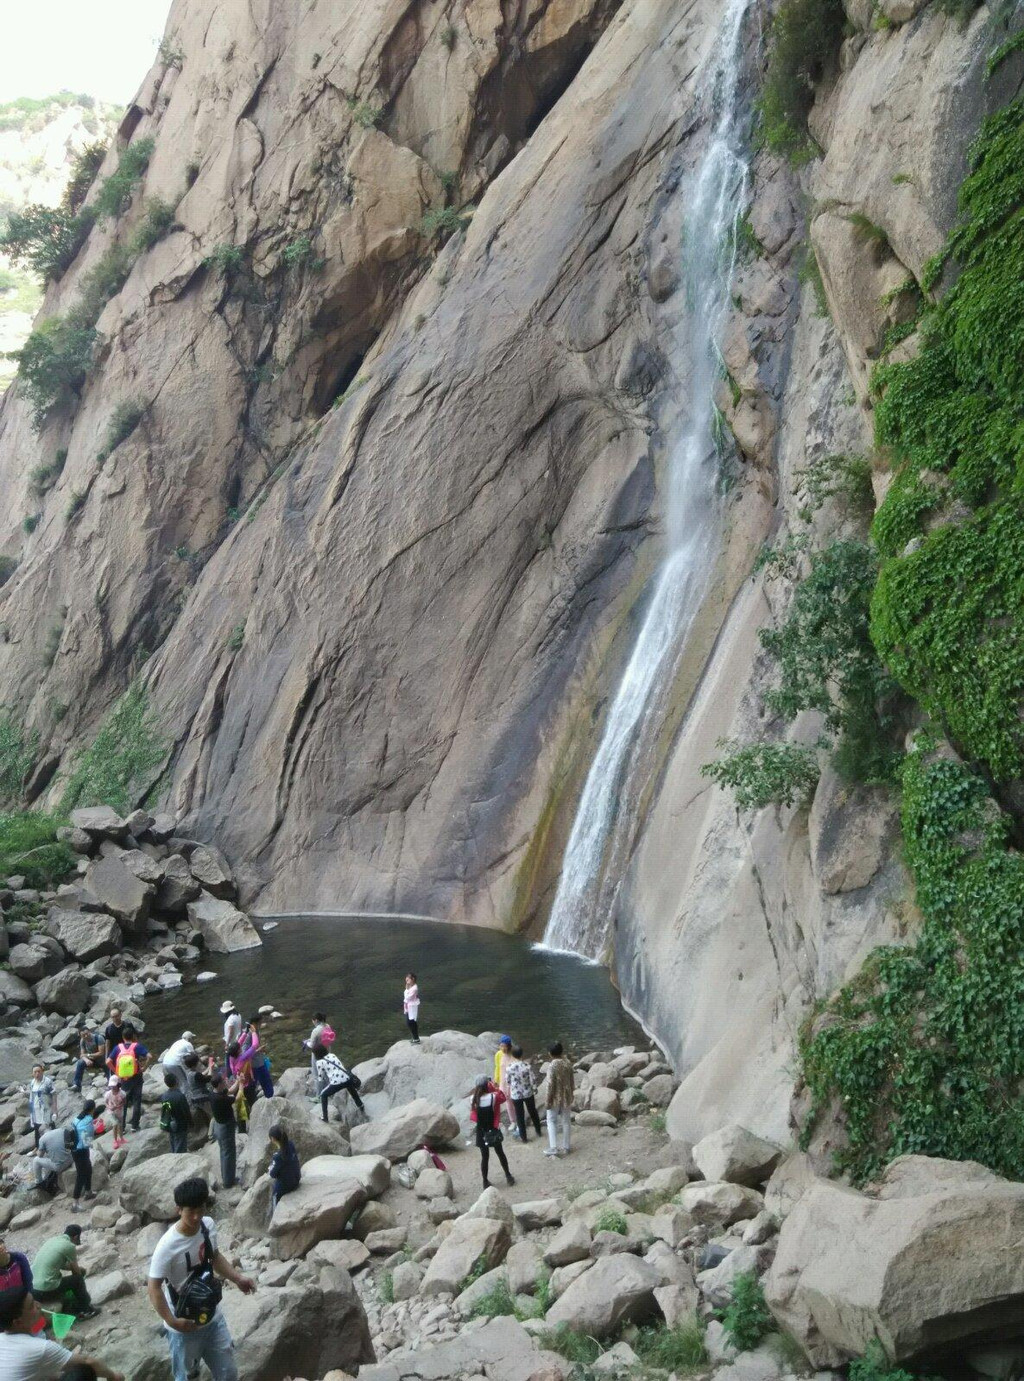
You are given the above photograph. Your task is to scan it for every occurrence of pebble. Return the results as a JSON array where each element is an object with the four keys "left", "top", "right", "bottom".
[
  {"left": 262, "top": 922, "right": 279, "bottom": 931},
  {"left": 196, "top": 970, "right": 218, "bottom": 983}
]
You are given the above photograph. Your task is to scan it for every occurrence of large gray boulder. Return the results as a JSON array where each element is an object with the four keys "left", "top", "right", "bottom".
[
  {"left": 545, "top": 1253, "right": 661, "bottom": 1338},
  {"left": 420, "top": 1216, "right": 511, "bottom": 1296},
  {"left": 71, "top": 807, "right": 128, "bottom": 840},
  {"left": 118, "top": 849, "right": 165, "bottom": 885},
  {"left": 678, "top": 1181, "right": 764, "bottom": 1227},
  {"left": 357, "top": 1317, "right": 567, "bottom": 1381},
  {"left": 47, "top": 908, "right": 122, "bottom": 963},
  {"left": 349, "top": 1097, "right": 460, "bottom": 1161},
  {"left": 0, "top": 970, "right": 33, "bottom": 1005},
  {"left": 35, "top": 966, "right": 90, "bottom": 1016},
  {"left": 222, "top": 1262, "right": 375, "bottom": 1375},
  {"left": 693, "top": 1125, "right": 785, "bottom": 1188},
  {"left": 188, "top": 844, "right": 237, "bottom": 899},
  {"left": 270, "top": 1175, "right": 367, "bottom": 1260},
  {"left": 765, "top": 1155, "right": 1024, "bottom": 1364},
  {"left": 372, "top": 1030, "right": 495, "bottom": 1108},
  {"left": 156, "top": 854, "right": 201, "bottom": 913},
  {"left": 186, "top": 892, "right": 261, "bottom": 952},
  {"left": 7, "top": 943, "right": 49, "bottom": 981},
  {"left": 298, "top": 1153, "right": 391, "bottom": 1199},
  {"left": 0, "top": 1034, "right": 35, "bottom": 1084},
  {"left": 239, "top": 1096, "right": 350, "bottom": 1183},
  {"left": 85, "top": 855, "right": 153, "bottom": 935},
  {"left": 118, "top": 1149, "right": 216, "bottom": 1220},
  {"left": 544, "top": 1218, "right": 593, "bottom": 1267}
]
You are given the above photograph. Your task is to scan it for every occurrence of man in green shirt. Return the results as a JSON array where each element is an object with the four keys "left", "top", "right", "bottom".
[{"left": 31, "top": 1224, "right": 97, "bottom": 1318}]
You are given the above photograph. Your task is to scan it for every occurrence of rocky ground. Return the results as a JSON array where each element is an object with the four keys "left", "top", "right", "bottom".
[{"left": 2, "top": 1012, "right": 1022, "bottom": 1381}]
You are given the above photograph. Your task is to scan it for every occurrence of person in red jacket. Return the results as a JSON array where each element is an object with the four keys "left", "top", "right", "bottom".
[{"left": 469, "top": 1074, "right": 515, "bottom": 1190}]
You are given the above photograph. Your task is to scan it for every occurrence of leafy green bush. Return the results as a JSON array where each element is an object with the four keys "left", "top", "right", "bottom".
[
  {"left": 65, "top": 491, "right": 85, "bottom": 521},
  {"left": 0, "top": 204, "right": 93, "bottom": 281},
  {"left": 104, "top": 400, "right": 146, "bottom": 453},
  {"left": 0, "top": 714, "right": 39, "bottom": 803},
  {"left": 15, "top": 313, "right": 98, "bottom": 424},
  {"left": 60, "top": 683, "right": 164, "bottom": 814},
  {"left": 593, "top": 1208, "right": 628, "bottom": 1236},
  {"left": 128, "top": 198, "right": 175, "bottom": 254},
  {"left": 634, "top": 1320, "right": 707, "bottom": 1372},
  {"left": 379, "top": 1270, "right": 394, "bottom": 1303},
  {"left": 469, "top": 1280, "right": 518, "bottom": 1319},
  {"left": 849, "top": 1341, "right": 926, "bottom": 1381},
  {"left": 702, "top": 741, "right": 820, "bottom": 810},
  {"left": 64, "top": 141, "right": 108, "bottom": 214},
  {"left": 93, "top": 137, "right": 155, "bottom": 221},
  {"left": 227, "top": 623, "right": 245, "bottom": 652},
  {"left": 282, "top": 236, "right": 318, "bottom": 268},
  {"left": 0, "top": 812, "right": 75, "bottom": 887},
  {"left": 440, "top": 23, "right": 457, "bottom": 49},
  {"left": 716, "top": 1273, "right": 773, "bottom": 1352},
  {"left": 204, "top": 244, "right": 244, "bottom": 273},
  {"left": 348, "top": 97, "right": 383, "bottom": 129},
  {"left": 22, "top": 515, "right": 38, "bottom": 534},
  {"left": 794, "top": 452, "right": 873, "bottom": 521},
  {"left": 758, "top": 0, "right": 845, "bottom": 160},
  {"left": 420, "top": 205, "right": 469, "bottom": 246}
]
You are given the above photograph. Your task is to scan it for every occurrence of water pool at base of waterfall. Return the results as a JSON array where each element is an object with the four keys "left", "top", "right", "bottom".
[{"left": 142, "top": 915, "right": 645, "bottom": 1066}]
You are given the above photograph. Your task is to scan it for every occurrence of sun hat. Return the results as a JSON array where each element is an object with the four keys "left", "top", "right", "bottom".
[
  {"left": 181, "top": 1030, "right": 197, "bottom": 1040},
  {"left": 107, "top": 1075, "right": 120, "bottom": 1087},
  {"left": 220, "top": 1001, "right": 236, "bottom": 1014}
]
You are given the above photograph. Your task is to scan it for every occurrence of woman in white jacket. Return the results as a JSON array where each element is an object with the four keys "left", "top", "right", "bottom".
[{"left": 403, "top": 973, "right": 421, "bottom": 1044}]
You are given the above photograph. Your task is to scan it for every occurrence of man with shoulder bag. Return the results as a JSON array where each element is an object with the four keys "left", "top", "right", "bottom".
[{"left": 147, "top": 1176, "right": 255, "bottom": 1381}]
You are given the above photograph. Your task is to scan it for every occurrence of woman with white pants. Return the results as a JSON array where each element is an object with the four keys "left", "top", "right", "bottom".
[{"left": 543, "top": 1041, "right": 574, "bottom": 1157}]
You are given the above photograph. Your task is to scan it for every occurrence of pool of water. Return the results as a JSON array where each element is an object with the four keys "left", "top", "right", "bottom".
[{"left": 143, "top": 915, "right": 645, "bottom": 1069}]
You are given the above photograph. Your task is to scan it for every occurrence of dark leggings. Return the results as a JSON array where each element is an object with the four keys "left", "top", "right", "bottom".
[
  {"left": 512, "top": 1095, "right": 542, "bottom": 1140},
  {"left": 406, "top": 1017, "right": 419, "bottom": 1041},
  {"left": 476, "top": 1125, "right": 512, "bottom": 1186},
  {"left": 321, "top": 1078, "right": 364, "bottom": 1121},
  {"left": 37, "top": 1273, "right": 91, "bottom": 1314},
  {"left": 72, "top": 1148, "right": 92, "bottom": 1199}
]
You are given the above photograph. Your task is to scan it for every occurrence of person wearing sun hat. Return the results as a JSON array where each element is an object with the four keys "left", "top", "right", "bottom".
[{"left": 220, "top": 1002, "right": 242, "bottom": 1051}]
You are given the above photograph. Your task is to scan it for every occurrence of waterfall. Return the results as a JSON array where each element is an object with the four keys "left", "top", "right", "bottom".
[{"left": 541, "top": 0, "right": 752, "bottom": 959}]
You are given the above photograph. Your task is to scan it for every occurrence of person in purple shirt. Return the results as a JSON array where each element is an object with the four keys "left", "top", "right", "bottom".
[{"left": 0, "top": 1232, "right": 32, "bottom": 1294}]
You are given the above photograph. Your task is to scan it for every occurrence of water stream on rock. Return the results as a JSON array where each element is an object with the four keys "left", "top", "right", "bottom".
[{"left": 541, "top": 0, "right": 753, "bottom": 959}]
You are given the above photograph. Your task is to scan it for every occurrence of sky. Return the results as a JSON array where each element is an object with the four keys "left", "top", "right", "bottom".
[{"left": 0, "top": 0, "right": 173, "bottom": 106}]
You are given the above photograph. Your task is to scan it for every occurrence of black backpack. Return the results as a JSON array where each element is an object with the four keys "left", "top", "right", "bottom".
[{"left": 169, "top": 1223, "right": 223, "bottom": 1325}]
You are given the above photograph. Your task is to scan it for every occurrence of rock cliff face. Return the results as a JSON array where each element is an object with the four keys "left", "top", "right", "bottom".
[{"left": 0, "top": 0, "right": 1017, "bottom": 1138}]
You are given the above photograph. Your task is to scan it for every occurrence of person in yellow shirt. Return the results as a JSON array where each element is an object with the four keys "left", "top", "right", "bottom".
[{"left": 493, "top": 1036, "right": 516, "bottom": 1133}]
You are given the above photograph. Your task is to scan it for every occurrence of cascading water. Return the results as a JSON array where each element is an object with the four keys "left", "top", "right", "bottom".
[{"left": 542, "top": 0, "right": 753, "bottom": 959}]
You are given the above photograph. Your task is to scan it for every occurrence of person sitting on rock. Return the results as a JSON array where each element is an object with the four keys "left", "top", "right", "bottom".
[
  {"left": 470, "top": 1073, "right": 515, "bottom": 1190},
  {"left": 267, "top": 1124, "right": 301, "bottom": 1210},
  {"left": 0, "top": 1287, "right": 122, "bottom": 1380},
  {"left": 312, "top": 1043, "right": 365, "bottom": 1123},
  {"left": 160, "top": 1073, "right": 192, "bottom": 1154},
  {"left": 73, "top": 1025, "right": 106, "bottom": 1094},
  {"left": 32, "top": 1126, "right": 75, "bottom": 1196},
  {"left": 0, "top": 1230, "right": 33, "bottom": 1294},
  {"left": 543, "top": 1041, "right": 574, "bottom": 1158},
  {"left": 106, "top": 1024, "right": 149, "bottom": 1133},
  {"left": 147, "top": 1175, "right": 255, "bottom": 1381},
  {"left": 31, "top": 1223, "right": 97, "bottom": 1318},
  {"left": 507, "top": 1045, "right": 543, "bottom": 1142},
  {"left": 27, "top": 1065, "right": 56, "bottom": 1150}
]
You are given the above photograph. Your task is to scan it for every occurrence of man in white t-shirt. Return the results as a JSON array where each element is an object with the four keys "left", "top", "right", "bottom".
[
  {"left": 147, "top": 1175, "right": 255, "bottom": 1381},
  {"left": 0, "top": 1287, "right": 123, "bottom": 1381}
]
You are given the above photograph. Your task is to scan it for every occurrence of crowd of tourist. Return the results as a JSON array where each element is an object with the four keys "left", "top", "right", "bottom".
[{"left": 0, "top": 970, "right": 578, "bottom": 1379}]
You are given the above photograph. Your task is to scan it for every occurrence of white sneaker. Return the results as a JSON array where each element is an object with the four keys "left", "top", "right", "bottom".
[{"left": 543, "top": 1147, "right": 559, "bottom": 1157}]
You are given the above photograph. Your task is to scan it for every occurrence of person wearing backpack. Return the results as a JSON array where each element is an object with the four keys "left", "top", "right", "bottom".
[
  {"left": 267, "top": 1124, "right": 301, "bottom": 1210},
  {"left": 161, "top": 1072, "right": 192, "bottom": 1154},
  {"left": 147, "top": 1176, "right": 255, "bottom": 1381},
  {"left": 106, "top": 1023, "right": 149, "bottom": 1133}
]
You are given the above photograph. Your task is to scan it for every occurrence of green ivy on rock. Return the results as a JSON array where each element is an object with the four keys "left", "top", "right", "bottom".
[
  {"left": 870, "top": 97, "right": 1024, "bottom": 781},
  {"left": 801, "top": 741, "right": 1024, "bottom": 1184}
]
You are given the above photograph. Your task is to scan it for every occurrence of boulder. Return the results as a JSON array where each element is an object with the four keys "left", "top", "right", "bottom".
[
  {"left": 513, "top": 1199, "right": 563, "bottom": 1231},
  {"left": 649, "top": 1207, "right": 691, "bottom": 1250},
  {"left": 222, "top": 1263, "right": 375, "bottom": 1376},
  {"left": 89, "top": 1269, "right": 133, "bottom": 1305},
  {"left": 415, "top": 1166, "right": 454, "bottom": 1200},
  {"left": 119, "top": 1149, "right": 216, "bottom": 1220},
  {"left": 270, "top": 1176, "right": 367, "bottom": 1259},
  {"left": 186, "top": 892, "right": 261, "bottom": 952},
  {"left": 764, "top": 1153, "right": 818, "bottom": 1223},
  {"left": 85, "top": 856, "right": 153, "bottom": 935},
  {"left": 7, "top": 943, "right": 49, "bottom": 981},
  {"left": 309, "top": 1238, "right": 371, "bottom": 1274},
  {"left": 188, "top": 843, "right": 237, "bottom": 898},
  {"left": 590, "top": 1087, "right": 621, "bottom": 1117},
  {"left": 147, "top": 813, "right": 176, "bottom": 843},
  {"left": 764, "top": 1156, "right": 1024, "bottom": 1364},
  {"left": 641, "top": 1074, "right": 675, "bottom": 1107},
  {"left": 357, "top": 1317, "right": 566, "bottom": 1381},
  {"left": 545, "top": 1254, "right": 661, "bottom": 1338},
  {"left": 35, "top": 967, "right": 89, "bottom": 1016},
  {"left": 455, "top": 1263, "right": 509, "bottom": 1315},
  {"left": 46, "top": 908, "right": 122, "bottom": 963},
  {"left": 0, "top": 970, "right": 33, "bottom": 1005},
  {"left": 643, "top": 1165, "right": 692, "bottom": 1197},
  {"left": 71, "top": 807, "right": 128, "bottom": 840},
  {"left": 551, "top": 1258, "right": 593, "bottom": 1299},
  {"left": 349, "top": 1098, "right": 460, "bottom": 1161},
  {"left": 698, "top": 1244, "right": 773, "bottom": 1307},
  {"left": 372, "top": 1030, "right": 494, "bottom": 1108},
  {"left": 808, "top": 763, "right": 898, "bottom": 895},
  {"left": 352, "top": 1201, "right": 398, "bottom": 1240},
  {"left": 0, "top": 1034, "right": 35, "bottom": 1083},
  {"left": 297, "top": 1154, "right": 390, "bottom": 1199},
  {"left": 679, "top": 1182, "right": 764, "bottom": 1228},
  {"left": 118, "top": 849, "right": 165, "bottom": 885},
  {"left": 544, "top": 1218, "right": 592, "bottom": 1267},
  {"left": 506, "top": 1240, "right": 545, "bottom": 1295},
  {"left": 365, "top": 1227, "right": 407, "bottom": 1254},
  {"left": 420, "top": 1216, "right": 511, "bottom": 1296},
  {"left": 461, "top": 1186, "right": 514, "bottom": 1227},
  {"left": 693, "top": 1126, "right": 785, "bottom": 1188},
  {"left": 585, "top": 1062, "right": 625, "bottom": 1091},
  {"left": 239, "top": 1095, "right": 350, "bottom": 1182},
  {"left": 156, "top": 854, "right": 201, "bottom": 912},
  {"left": 575, "top": 1109, "right": 617, "bottom": 1127},
  {"left": 121, "top": 1127, "right": 173, "bottom": 1170},
  {"left": 392, "top": 1260, "right": 425, "bottom": 1301},
  {"left": 232, "top": 1175, "right": 274, "bottom": 1237}
]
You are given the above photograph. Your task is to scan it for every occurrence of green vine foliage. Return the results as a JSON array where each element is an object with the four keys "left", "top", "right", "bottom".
[
  {"left": 870, "top": 97, "right": 1024, "bottom": 782},
  {"left": 60, "top": 683, "right": 164, "bottom": 814},
  {"left": 802, "top": 741, "right": 1024, "bottom": 1183},
  {"left": 702, "top": 741, "right": 820, "bottom": 810}
]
